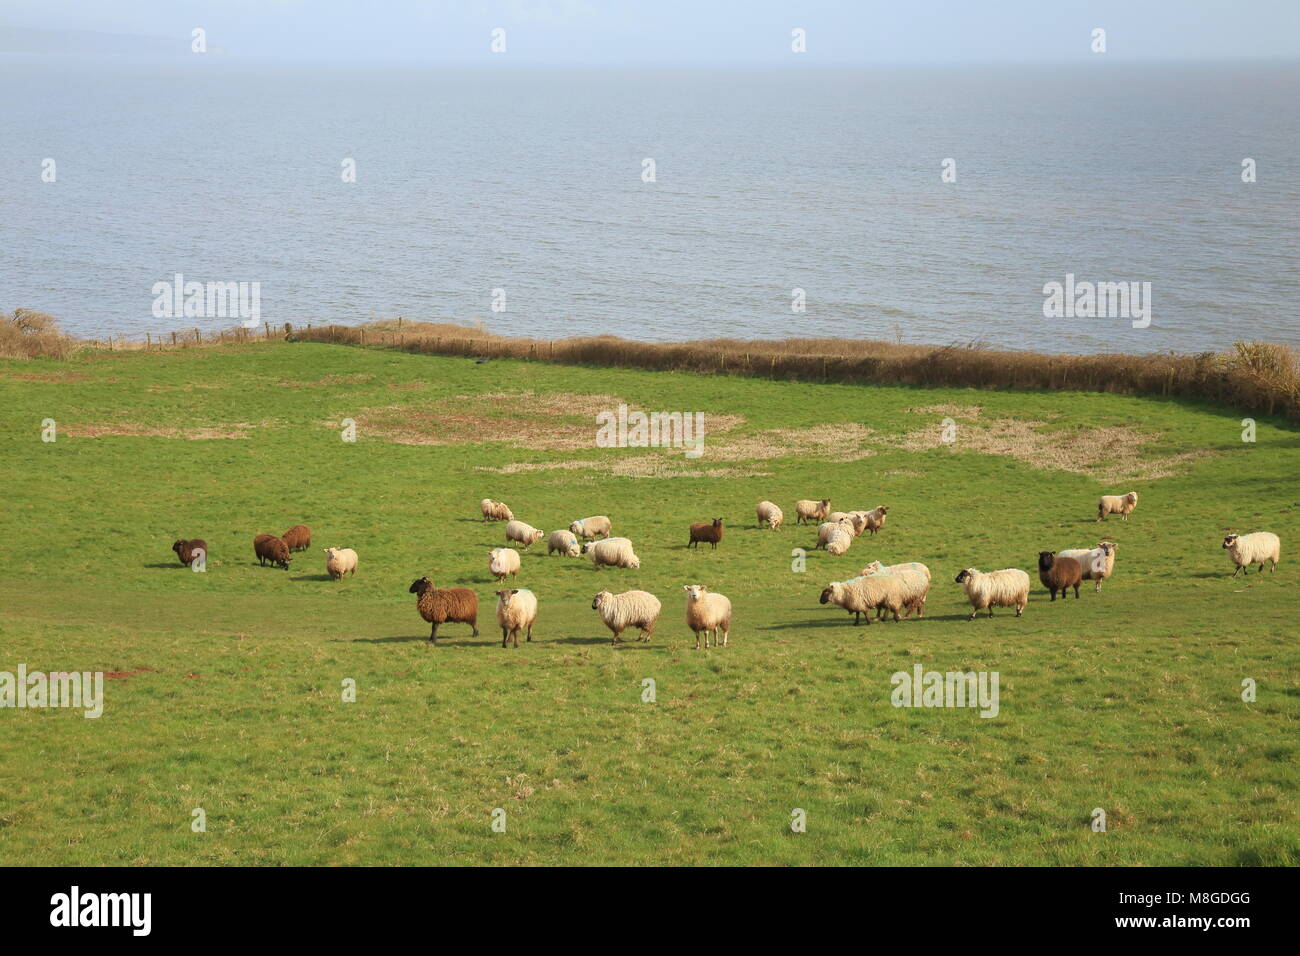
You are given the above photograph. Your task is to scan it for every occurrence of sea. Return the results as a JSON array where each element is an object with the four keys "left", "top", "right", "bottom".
[{"left": 2, "top": 57, "right": 1297, "bottom": 353}]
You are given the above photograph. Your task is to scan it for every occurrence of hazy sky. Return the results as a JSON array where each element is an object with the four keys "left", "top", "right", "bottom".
[{"left": 3, "top": 0, "right": 1298, "bottom": 64}]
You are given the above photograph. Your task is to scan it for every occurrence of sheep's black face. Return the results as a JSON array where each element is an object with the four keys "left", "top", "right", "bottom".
[
  {"left": 409, "top": 578, "right": 430, "bottom": 594},
  {"left": 172, "top": 540, "right": 185, "bottom": 555},
  {"left": 1222, "top": 536, "right": 1235, "bottom": 549},
  {"left": 819, "top": 588, "right": 832, "bottom": 604},
  {"left": 714, "top": 518, "right": 724, "bottom": 527},
  {"left": 954, "top": 570, "right": 970, "bottom": 584},
  {"left": 1038, "top": 551, "right": 1054, "bottom": 570}
]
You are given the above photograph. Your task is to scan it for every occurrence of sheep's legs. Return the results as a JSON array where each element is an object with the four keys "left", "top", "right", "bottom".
[
  {"left": 429, "top": 623, "right": 438, "bottom": 644},
  {"left": 526, "top": 625, "right": 533, "bottom": 642}
]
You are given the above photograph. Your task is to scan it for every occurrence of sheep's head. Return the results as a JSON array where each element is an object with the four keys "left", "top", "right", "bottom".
[
  {"left": 591, "top": 590, "right": 612, "bottom": 610},
  {"left": 1038, "top": 551, "right": 1055, "bottom": 570},
  {"left": 496, "top": 588, "right": 521, "bottom": 607},
  {"left": 818, "top": 584, "right": 839, "bottom": 604},
  {"left": 172, "top": 540, "right": 186, "bottom": 555},
  {"left": 1222, "top": 533, "right": 1239, "bottom": 549},
  {"left": 955, "top": 569, "right": 974, "bottom": 584},
  {"left": 683, "top": 584, "right": 708, "bottom": 602},
  {"left": 862, "top": 561, "right": 884, "bottom": 575},
  {"left": 569, "top": 520, "right": 583, "bottom": 535},
  {"left": 876, "top": 506, "right": 889, "bottom": 516},
  {"left": 529, "top": 529, "right": 545, "bottom": 543},
  {"left": 1126, "top": 492, "right": 1139, "bottom": 504},
  {"left": 409, "top": 577, "right": 431, "bottom": 595},
  {"left": 628, "top": 556, "right": 641, "bottom": 569},
  {"left": 713, "top": 518, "right": 724, "bottom": 528}
]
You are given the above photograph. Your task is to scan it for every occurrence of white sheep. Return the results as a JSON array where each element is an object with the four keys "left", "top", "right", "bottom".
[
  {"left": 825, "top": 528, "right": 853, "bottom": 556},
  {"left": 1057, "top": 541, "right": 1116, "bottom": 592},
  {"left": 954, "top": 567, "right": 1029, "bottom": 620},
  {"left": 1097, "top": 491, "right": 1138, "bottom": 521},
  {"left": 480, "top": 498, "right": 513, "bottom": 522},
  {"left": 756, "top": 500, "right": 784, "bottom": 530},
  {"left": 862, "top": 561, "right": 931, "bottom": 617},
  {"left": 585, "top": 537, "right": 641, "bottom": 569},
  {"left": 547, "top": 529, "right": 581, "bottom": 557},
  {"left": 819, "top": 575, "right": 905, "bottom": 624},
  {"left": 487, "top": 547, "right": 521, "bottom": 582},
  {"left": 504, "top": 519, "right": 545, "bottom": 549},
  {"left": 862, "top": 505, "right": 889, "bottom": 536},
  {"left": 794, "top": 498, "right": 831, "bottom": 525},
  {"left": 591, "top": 589, "right": 661, "bottom": 645},
  {"left": 683, "top": 584, "right": 732, "bottom": 649},
  {"left": 1222, "top": 532, "right": 1280, "bottom": 576},
  {"left": 816, "top": 518, "right": 854, "bottom": 548},
  {"left": 495, "top": 588, "right": 538, "bottom": 648},
  {"left": 569, "top": 515, "right": 612, "bottom": 539},
  {"left": 323, "top": 547, "right": 357, "bottom": 580}
]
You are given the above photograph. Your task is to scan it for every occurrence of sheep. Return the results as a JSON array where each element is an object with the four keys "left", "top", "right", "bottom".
[
  {"left": 954, "top": 568, "right": 1030, "bottom": 620},
  {"left": 862, "top": 505, "right": 889, "bottom": 536},
  {"left": 569, "top": 515, "right": 612, "bottom": 539},
  {"left": 794, "top": 499, "right": 831, "bottom": 525},
  {"left": 585, "top": 537, "right": 641, "bottom": 569},
  {"left": 1097, "top": 491, "right": 1138, "bottom": 522},
  {"left": 825, "top": 528, "right": 853, "bottom": 556},
  {"left": 819, "top": 574, "right": 905, "bottom": 624},
  {"left": 488, "top": 547, "right": 521, "bottom": 582},
  {"left": 172, "top": 538, "right": 207, "bottom": 567},
  {"left": 756, "top": 500, "right": 784, "bottom": 530},
  {"left": 683, "top": 584, "right": 733, "bottom": 649},
  {"left": 495, "top": 588, "right": 538, "bottom": 648},
  {"left": 688, "top": 518, "right": 725, "bottom": 550},
  {"left": 1038, "top": 551, "right": 1082, "bottom": 600},
  {"left": 282, "top": 524, "right": 312, "bottom": 552},
  {"left": 547, "top": 529, "right": 581, "bottom": 557},
  {"left": 253, "top": 533, "right": 291, "bottom": 570},
  {"left": 862, "top": 561, "right": 931, "bottom": 617},
  {"left": 323, "top": 547, "right": 357, "bottom": 580},
  {"left": 504, "top": 520, "right": 545, "bottom": 549},
  {"left": 1222, "top": 531, "right": 1280, "bottom": 576},
  {"left": 1058, "top": 541, "right": 1117, "bottom": 592},
  {"left": 409, "top": 577, "right": 479, "bottom": 644},
  {"left": 829, "top": 511, "right": 870, "bottom": 536},
  {"left": 816, "top": 518, "right": 855, "bottom": 548},
  {"left": 591, "top": 589, "right": 661, "bottom": 646},
  {"left": 480, "top": 499, "right": 513, "bottom": 522}
]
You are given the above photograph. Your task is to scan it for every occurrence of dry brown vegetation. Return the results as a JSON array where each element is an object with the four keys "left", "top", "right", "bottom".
[
  {"left": 0, "top": 309, "right": 77, "bottom": 359},
  {"left": 295, "top": 321, "right": 1300, "bottom": 423}
]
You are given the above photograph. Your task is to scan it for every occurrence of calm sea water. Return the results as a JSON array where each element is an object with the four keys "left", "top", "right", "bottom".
[{"left": 1, "top": 58, "right": 1297, "bottom": 352}]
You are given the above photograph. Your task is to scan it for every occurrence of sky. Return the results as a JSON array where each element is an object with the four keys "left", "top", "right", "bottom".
[{"left": 1, "top": 0, "right": 1297, "bottom": 64}]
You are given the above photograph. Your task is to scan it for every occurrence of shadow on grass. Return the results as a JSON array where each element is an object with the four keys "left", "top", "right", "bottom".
[
  {"left": 291, "top": 573, "right": 336, "bottom": 582},
  {"left": 144, "top": 562, "right": 185, "bottom": 569}
]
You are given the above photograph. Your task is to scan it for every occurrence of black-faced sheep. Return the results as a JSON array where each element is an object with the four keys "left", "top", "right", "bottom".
[
  {"left": 172, "top": 538, "right": 207, "bottom": 567},
  {"left": 1037, "top": 551, "right": 1082, "bottom": 600},
  {"left": 688, "top": 518, "right": 724, "bottom": 550},
  {"left": 409, "top": 577, "right": 479, "bottom": 644},
  {"left": 1223, "top": 532, "right": 1280, "bottom": 575},
  {"left": 954, "top": 568, "right": 1029, "bottom": 620},
  {"left": 253, "top": 534, "right": 291, "bottom": 570}
]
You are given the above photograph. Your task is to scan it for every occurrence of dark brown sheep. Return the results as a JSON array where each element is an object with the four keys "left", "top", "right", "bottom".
[
  {"left": 253, "top": 533, "right": 291, "bottom": 570},
  {"left": 172, "top": 539, "right": 207, "bottom": 567},
  {"left": 410, "top": 577, "right": 479, "bottom": 644},
  {"left": 688, "top": 517, "right": 724, "bottom": 550},
  {"left": 282, "top": 524, "right": 312, "bottom": 552},
  {"left": 1038, "top": 551, "right": 1082, "bottom": 601}
]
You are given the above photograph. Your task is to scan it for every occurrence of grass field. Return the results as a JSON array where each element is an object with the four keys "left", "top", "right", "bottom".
[{"left": 1, "top": 341, "right": 1296, "bottom": 866}]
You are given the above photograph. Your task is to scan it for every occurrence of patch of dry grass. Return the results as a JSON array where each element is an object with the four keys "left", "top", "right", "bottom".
[{"left": 0, "top": 309, "right": 77, "bottom": 359}]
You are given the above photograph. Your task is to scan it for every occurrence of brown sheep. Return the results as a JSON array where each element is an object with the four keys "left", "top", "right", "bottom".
[
  {"left": 282, "top": 524, "right": 312, "bottom": 552},
  {"left": 172, "top": 539, "right": 207, "bottom": 567},
  {"left": 863, "top": 505, "right": 889, "bottom": 536},
  {"left": 1038, "top": 551, "right": 1082, "bottom": 601},
  {"left": 688, "top": 518, "right": 724, "bottom": 550},
  {"left": 409, "top": 577, "right": 479, "bottom": 644},
  {"left": 253, "top": 534, "right": 291, "bottom": 570}
]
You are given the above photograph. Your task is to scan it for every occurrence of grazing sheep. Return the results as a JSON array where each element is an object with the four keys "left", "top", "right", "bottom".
[
  {"left": 819, "top": 575, "right": 905, "bottom": 624},
  {"left": 409, "top": 577, "right": 479, "bottom": 644},
  {"left": 488, "top": 547, "right": 521, "bottom": 582},
  {"left": 954, "top": 568, "right": 1030, "bottom": 620},
  {"left": 253, "top": 534, "right": 291, "bottom": 570},
  {"left": 495, "top": 588, "right": 538, "bottom": 648},
  {"left": 688, "top": 518, "right": 725, "bottom": 550},
  {"left": 795, "top": 499, "right": 831, "bottom": 525},
  {"left": 172, "top": 538, "right": 207, "bottom": 567},
  {"left": 683, "top": 584, "right": 733, "bottom": 649},
  {"left": 828, "top": 511, "right": 870, "bottom": 536},
  {"left": 480, "top": 499, "right": 514, "bottom": 522},
  {"left": 1038, "top": 551, "right": 1082, "bottom": 600},
  {"left": 756, "top": 500, "right": 784, "bottom": 530},
  {"left": 816, "top": 518, "right": 854, "bottom": 548},
  {"left": 862, "top": 561, "right": 931, "bottom": 617},
  {"left": 505, "top": 520, "right": 545, "bottom": 549},
  {"left": 569, "top": 515, "right": 612, "bottom": 539},
  {"left": 592, "top": 589, "right": 662, "bottom": 645},
  {"left": 1097, "top": 491, "right": 1139, "bottom": 522},
  {"left": 324, "top": 547, "right": 357, "bottom": 580},
  {"left": 862, "top": 505, "right": 889, "bottom": 536},
  {"left": 825, "top": 528, "right": 853, "bottom": 556},
  {"left": 585, "top": 537, "right": 641, "bottom": 570},
  {"left": 1222, "top": 531, "right": 1280, "bottom": 576},
  {"left": 1058, "top": 541, "right": 1116, "bottom": 592},
  {"left": 547, "top": 529, "right": 581, "bottom": 557},
  {"left": 282, "top": 524, "right": 312, "bottom": 552}
]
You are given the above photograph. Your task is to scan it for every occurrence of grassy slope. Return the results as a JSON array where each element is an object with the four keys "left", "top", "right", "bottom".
[{"left": 0, "top": 342, "right": 1295, "bottom": 866}]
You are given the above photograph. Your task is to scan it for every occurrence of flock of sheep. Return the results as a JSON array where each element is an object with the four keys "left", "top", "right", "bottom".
[{"left": 167, "top": 489, "right": 1282, "bottom": 648}]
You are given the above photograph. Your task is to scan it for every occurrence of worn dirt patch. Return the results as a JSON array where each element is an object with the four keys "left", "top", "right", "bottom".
[
  {"left": 706, "top": 423, "right": 875, "bottom": 463},
  {"left": 906, "top": 403, "right": 985, "bottom": 419},
  {"left": 892, "top": 418, "right": 1209, "bottom": 482}
]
